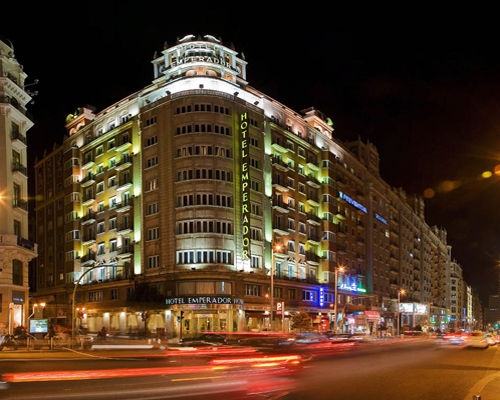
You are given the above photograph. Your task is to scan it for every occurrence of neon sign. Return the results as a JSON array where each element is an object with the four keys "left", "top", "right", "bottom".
[
  {"left": 240, "top": 113, "right": 250, "bottom": 261},
  {"left": 319, "top": 287, "right": 325, "bottom": 307},
  {"left": 339, "top": 283, "right": 367, "bottom": 293},
  {"left": 339, "top": 191, "right": 367, "bottom": 213}
]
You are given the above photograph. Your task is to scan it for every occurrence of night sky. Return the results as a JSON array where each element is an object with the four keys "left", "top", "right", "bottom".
[{"left": 3, "top": 4, "right": 500, "bottom": 305}]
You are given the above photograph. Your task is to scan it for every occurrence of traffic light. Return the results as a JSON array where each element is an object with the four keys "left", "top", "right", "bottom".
[{"left": 177, "top": 311, "right": 184, "bottom": 323}]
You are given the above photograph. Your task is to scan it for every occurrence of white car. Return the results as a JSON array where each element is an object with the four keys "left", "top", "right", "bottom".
[
  {"left": 485, "top": 334, "right": 497, "bottom": 346},
  {"left": 464, "top": 332, "right": 489, "bottom": 349}
]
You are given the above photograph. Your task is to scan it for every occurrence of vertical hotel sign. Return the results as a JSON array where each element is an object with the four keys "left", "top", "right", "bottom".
[{"left": 240, "top": 112, "right": 250, "bottom": 261}]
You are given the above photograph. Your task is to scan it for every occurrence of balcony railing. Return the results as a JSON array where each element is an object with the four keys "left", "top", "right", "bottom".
[{"left": 12, "top": 163, "right": 28, "bottom": 176}]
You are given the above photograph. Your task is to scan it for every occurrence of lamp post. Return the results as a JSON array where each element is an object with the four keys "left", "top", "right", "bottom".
[
  {"left": 397, "top": 289, "right": 406, "bottom": 337},
  {"left": 333, "top": 266, "right": 344, "bottom": 333},
  {"left": 71, "top": 262, "right": 117, "bottom": 348},
  {"left": 269, "top": 244, "right": 281, "bottom": 331}
]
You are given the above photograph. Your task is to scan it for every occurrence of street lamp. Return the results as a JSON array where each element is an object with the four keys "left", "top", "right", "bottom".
[
  {"left": 269, "top": 244, "right": 281, "bottom": 331},
  {"left": 71, "top": 262, "right": 117, "bottom": 348},
  {"left": 29, "top": 302, "right": 46, "bottom": 319},
  {"left": 333, "top": 266, "right": 344, "bottom": 333},
  {"left": 397, "top": 289, "right": 406, "bottom": 337}
]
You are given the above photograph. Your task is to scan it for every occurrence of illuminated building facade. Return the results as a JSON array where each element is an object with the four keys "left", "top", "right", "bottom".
[
  {"left": 31, "top": 34, "right": 476, "bottom": 338},
  {"left": 0, "top": 39, "right": 37, "bottom": 334}
]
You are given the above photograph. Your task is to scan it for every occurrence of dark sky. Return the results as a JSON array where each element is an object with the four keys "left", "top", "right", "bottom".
[{"left": 4, "top": 4, "right": 500, "bottom": 305}]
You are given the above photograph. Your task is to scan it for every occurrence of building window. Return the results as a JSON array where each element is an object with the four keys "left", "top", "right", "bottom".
[
  {"left": 148, "top": 255, "right": 160, "bottom": 269},
  {"left": 108, "top": 176, "right": 117, "bottom": 188},
  {"left": 110, "top": 288, "right": 119, "bottom": 300},
  {"left": 12, "top": 259, "right": 23, "bottom": 286},
  {"left": 145, "top": 135, "right": 158, "bottom": 147},
  {"left": 147, "top": 227, "right": 159, "bottom": 240},
  {"left": 302, "top": 290, "right": 316, "bottom": 302},
  {"left": 147, "top": 203, "right": 159, "bottom": 215},
  {"left": 97, "top": 242, "right": 105, "bottom": 255},
  {"left": 245, "top": 284, "right": 261, "bottom": 296},
  {"left": 251, "top": 255, "right": 261, "bottom": 269},
  {"left": 88, "top": 291, "right": 104, "bottom": 302},
  {"left": 146, "top": 178, "right": 158, "bottom": 191},
  {"left": 146, "top": 157, "right": 158, "bottom": 168}
]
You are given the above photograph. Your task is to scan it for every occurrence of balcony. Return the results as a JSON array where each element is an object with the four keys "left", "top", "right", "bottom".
[
  {"left": 81, "top": 211, "right": 97, "bottom": 224},
  {"left": 17, "top": 237, "right": 36, "bottom": 251},
  {"left": 115, "top": 154, "right": 133, "bottom": 171},
  {"left": 117, "top": 245, "right": 134, "bottom": 257},
  {"left": 12, "top": 199, "right": 28, "bottom": 211},
  {"left": 272, "top": 156, "right": 289, "bottom": 172},
  {"left": 82, "top": 235, "right": 96, "bottom": 245},
  {"left": 272, "top": 198, "right": 289, "bottom": 213},
  {"left": 116, "top": 198, "right": 133, "bottom": 213},
  {"left": 80, "top": 252, "right": 96, "bottom": 265},
  {"left": 115, "top": 137, "right": 132, "bottom": 152},
  {"left": 306, "top": 174, "right": 321, "bottom": 188},
  {"left": 273, "top": 225, "right": 289, "bottom": 236},
  {"left": 80, "top": 173, "right": 95, "bottom": 187},
  {"left": 82, "top": 194, "right": 95, "bottom": 206},
  {"left": 117, "top": 177, "right": 132, "bottom": 191},
  {"left": 307, "top": 235, "right": 321, "bottom": 244},
  {"left": 305, "top": 251, "right": 320, "bottom": 263},
  {"left": 11, "top": 131, "right": 27, "bottom": 146},
  {"left": 117, "top": 224, "right": 133, "bottom": 235},
  {"left": 306, "top": 213, "right": 321, "bottom": 225},
  {"left": 12, "top": 162, "right": 27, "bottom": 177}
]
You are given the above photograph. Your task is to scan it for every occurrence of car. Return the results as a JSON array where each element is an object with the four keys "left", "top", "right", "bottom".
[
  {"left": 464, "top": 332, "right": 489, "bottom": 349},
  {"left": 294, "top": 331, "right": 330, "bottom": 344},
  {"left": 484, "top": 334, "right": 497, "bottom": 346},
  {"left": 179, "top": 333, "right": 229, "bottom": 346},
  {"left": 325, "top": 332, "right": 364, "bottom": 343},
  {"left": 441, "top": 332, "right": 467, "bottom": 346},
  {"left": 492, "top": 334, "right": 500, "bottom": 344}
]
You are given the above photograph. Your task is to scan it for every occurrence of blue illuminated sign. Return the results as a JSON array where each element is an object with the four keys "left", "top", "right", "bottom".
[{"left": 339, "top": 192, "right": 367, "bottom": 213}]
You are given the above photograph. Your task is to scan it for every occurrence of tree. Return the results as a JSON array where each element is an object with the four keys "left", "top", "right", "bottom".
[{"left": 291, "top": 311, "right": 312, "bottom": 332}]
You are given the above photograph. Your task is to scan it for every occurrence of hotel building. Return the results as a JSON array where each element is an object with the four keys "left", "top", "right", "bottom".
[{"left": 30, "top": 34, "right": 473, "bottom": 338}]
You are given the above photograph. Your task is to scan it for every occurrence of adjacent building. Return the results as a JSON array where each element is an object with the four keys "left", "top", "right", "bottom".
[{"left": 0, "top": 38, "right": 37, "bottom": 335}]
